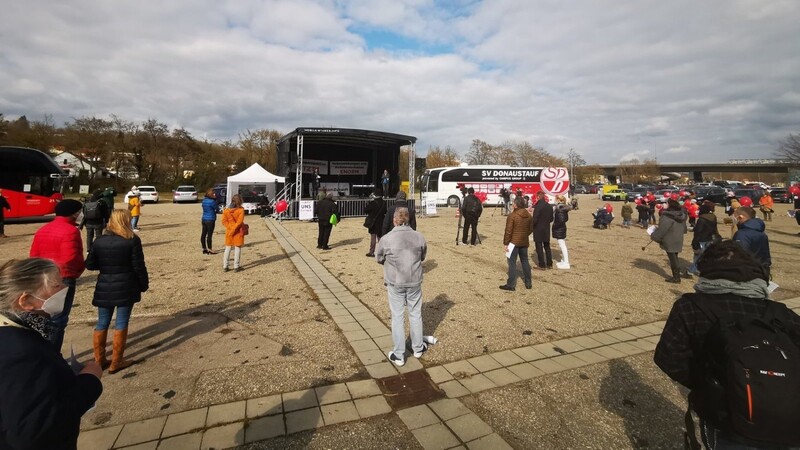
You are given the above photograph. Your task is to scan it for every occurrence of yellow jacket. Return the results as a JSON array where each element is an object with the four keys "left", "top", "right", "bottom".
[{"left": 128, "top": 197, "right": 141, "bottom": 217}]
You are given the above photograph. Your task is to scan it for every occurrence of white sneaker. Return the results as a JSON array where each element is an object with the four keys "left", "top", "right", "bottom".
[
  {"left": 556, "top": 262, "right": 570, "bottom": 270},
  {"left": 387, "top": 352, "right": 405, "bottom": 367},
  {"left": 413, "top": 343, "right": 428, "bottom": 358}
]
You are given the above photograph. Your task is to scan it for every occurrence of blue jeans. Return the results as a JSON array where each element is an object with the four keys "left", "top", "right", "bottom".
[
  {"left": 47, "top": 277, "right": 76, "bottom": 351},
  {"left": 507, "top": 246, "right": 532, "bottom": 288},
  {"left": 689, "top": 241, "right": 711, "bottom": 274},
  {"left": 387, "top": 284, "right": 423, "bottom": 360},
  {"left": 131, "top": 215, "right": 140, "bottom": 229},
  {"left": 96, "top": 305, "right": 133, "bottom": 331}
]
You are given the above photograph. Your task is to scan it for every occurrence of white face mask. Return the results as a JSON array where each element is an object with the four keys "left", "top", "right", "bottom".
[{"left": 32, "top": 287, "right": 68, "bottom": 317}]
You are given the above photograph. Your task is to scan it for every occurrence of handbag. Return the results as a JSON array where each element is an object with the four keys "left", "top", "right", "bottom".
[
  {"left": 329, "top": 214, "right": 339, "bottom": 226},
  {"left": 241, "top": 223, "right": 249, "bottom": 235}
]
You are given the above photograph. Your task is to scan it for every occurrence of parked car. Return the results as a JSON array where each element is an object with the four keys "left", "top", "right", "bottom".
[
  {"left": 770, "top": 188, "right": 790, "bottom": 203},
  {"left": 602, "top": 189, "right": 628, "bottom": 201},
  {"left": 694, "top": 187, "right": 728, "bottom": 204},
  {"left": 572, "top": 185, "right": 588, "bottom": 194},
  {"left": 173, "top": 185, "right": 198, "bottom": 203},
  {"left": 124, "top": 185, "right": 159, "bottom": 203},
  {"left": 733, "top": 188, "right": 763, "bottom": 206},
  {"left": 212, "top": 185, "right": 227, "bottom": 213}
]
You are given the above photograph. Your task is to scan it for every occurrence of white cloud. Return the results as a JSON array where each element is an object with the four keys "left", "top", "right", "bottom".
[
  {"left": 618, "top": 150, "right": 651, "bottom": 162},
  {"left": 665, "top": 146, "right": 691, "bottom": 154},
  {"left": 0, "top": 0, "right": 799, "bottom": 164}
]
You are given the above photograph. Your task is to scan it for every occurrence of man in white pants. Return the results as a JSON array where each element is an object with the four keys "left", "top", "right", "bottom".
[{"left": 375, "top": 207, "right": 428, "bottom": 367}]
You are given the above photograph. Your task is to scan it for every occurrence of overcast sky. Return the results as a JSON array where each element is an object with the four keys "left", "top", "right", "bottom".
[{"left": 1, "top": 0, "right": 798, "bottom": 164}]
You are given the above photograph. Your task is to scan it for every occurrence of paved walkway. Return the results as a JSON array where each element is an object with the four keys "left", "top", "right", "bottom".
[{"left": 78, "top": 218, "right": 800, "bottom": 449}]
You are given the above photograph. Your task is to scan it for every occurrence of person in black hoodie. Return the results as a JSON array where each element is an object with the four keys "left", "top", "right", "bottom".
[
  {"left": 0, "top": 258, "right": 103, "bottom": 449},
  {"left": 460, "top": 187, "right": 483, "bottom": 245},
  {"left": 688, "top": 201, "right": 720, "bottom": 275},
  {"left": 363, "top": 188, "right": 387, "bottom": 257},
  {"left": 531, "top": 191, "right": 554, "bottom": 269},
  {"left": 86, "top": 209, "right": 149, "bottom": 374},
  {"left": 382, "top": 190, "right": 417, "bottom": 235},
  {"left": 315, "top": 191, "right": 339, "bottom": 250},
  {"left": 81, "top": 189, "right": 108, "bottom": 253},
  {"left": 650, "top": 199, "right": 688, "bottom": 283}
]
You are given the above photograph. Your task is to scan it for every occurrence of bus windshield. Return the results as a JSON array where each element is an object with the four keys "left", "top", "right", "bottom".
[{"left": 0, "top": 146, "right": 66, "bottom": 218}]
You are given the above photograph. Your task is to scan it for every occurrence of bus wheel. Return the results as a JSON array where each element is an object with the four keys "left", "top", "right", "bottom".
[{"left": 447, "top": 196, "right": 461, "bottom": 208}]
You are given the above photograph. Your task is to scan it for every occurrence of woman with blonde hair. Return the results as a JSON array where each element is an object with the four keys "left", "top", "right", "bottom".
[
  {"left": 0, "top": 258, "right": 103, "bottom": 448},
  {"left": 86, "top": 209, "right": 149, "bottom": 373},
  {"left": 222, "top": 194, "right": 246, "bottom": 272},
  {"left": 552, "top": 194, "right": 573, "bottom": 269}
]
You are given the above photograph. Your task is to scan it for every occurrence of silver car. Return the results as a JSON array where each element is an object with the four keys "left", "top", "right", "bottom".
[{"left": 173, "top": 185, "right": 198, "bottom": 203}]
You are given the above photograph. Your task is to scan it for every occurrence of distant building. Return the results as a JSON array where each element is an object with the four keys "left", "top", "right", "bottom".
[{"left": 51, "top": 150, "right": 116, "bottom": 179}]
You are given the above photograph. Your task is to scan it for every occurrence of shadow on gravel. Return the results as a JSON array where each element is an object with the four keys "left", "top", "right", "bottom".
[
  {"left": 599, "top": 359, "right": 685, "bottom": 449},
  {"left": 141, "top": 223, "right": 182, "bottom": 231},
  {"left": 73, "top": 299, "right": 259, "bottom": 363},
  {"left": 422, "top": 293, "right": 454, "bottom": 335},
  {"left": 422, "top": 259, "right": 437, "bottom": 274},
  {"left": 244, "top": 253, "right": 286, "bottom": 268},
  {"left": 631, "top": 258, "right": 670, "bottom": 278},
  {"left": 336, "top": 237, "right": 364, "bottom": 247},
  {"left": 141, "top": 240, "right": 176, "bottom": 248}
]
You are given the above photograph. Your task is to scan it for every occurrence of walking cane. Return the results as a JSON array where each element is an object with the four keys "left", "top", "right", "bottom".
[{"left": 641, "top": 240, "right": 654, "bottom": 251}]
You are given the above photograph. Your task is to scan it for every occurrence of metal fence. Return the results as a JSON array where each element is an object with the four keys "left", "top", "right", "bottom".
[{"left": 275, "top": 198, "right": 416, "bottom": 220}]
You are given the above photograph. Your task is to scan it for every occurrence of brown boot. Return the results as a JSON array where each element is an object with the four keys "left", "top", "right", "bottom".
[
  {"left": 109, "top": 328, "right": 135, "bottom": 374},
  {"left": 93, "top": 330, "right": 110, "bottom": 369}
]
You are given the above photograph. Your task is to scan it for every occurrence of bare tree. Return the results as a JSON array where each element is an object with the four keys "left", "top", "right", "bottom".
[
  {"left": 777, "top": 133, "right": 800, "bottom": 162},
  {"left": 238, "top": 129, "right": 281, "bottom": 172},
  {"left": 464, "top": 139, "right": 496, "bottom": 165},
  {"left": 425, "top": 145, "right": 460, "bottom": 168}
]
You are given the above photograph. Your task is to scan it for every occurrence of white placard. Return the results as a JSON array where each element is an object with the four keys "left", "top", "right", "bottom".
[
  {"left": 302, "top": 159, "right": 328, "bottom": 175},
  {"left": 299, "top": 200, "right": 314, "bottom": 220},
  {"left": 426, "top": 199, "right": 437, "bottom": 215},
  {"left": 330, "top": 161, "right": 368, "bottom": 175},
  {"left": 23, "top": 184, "right": 31, "bottom": 192},
  {"left": 79, "top": 185, "right": 90, "bottom": 194}
]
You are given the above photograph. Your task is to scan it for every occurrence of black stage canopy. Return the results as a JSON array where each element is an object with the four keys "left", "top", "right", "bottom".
[{"left": 276, "top": 127, "right": 417, "bottom": 201}]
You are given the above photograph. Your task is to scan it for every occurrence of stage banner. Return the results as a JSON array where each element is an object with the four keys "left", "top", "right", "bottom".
[
  {"left": 302, "top": 159, "right": 328, "bottom": 175},
  {"left": 299, "top": 201, "right": 314, "bottom": 220},
  {"left": 330, "top": 161, "right": 368, "bottom": 175}
]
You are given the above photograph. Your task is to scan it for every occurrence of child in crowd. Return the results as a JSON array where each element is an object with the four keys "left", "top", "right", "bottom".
[{"left": 621, "top": 199, "right": 633, "bottom": 228}]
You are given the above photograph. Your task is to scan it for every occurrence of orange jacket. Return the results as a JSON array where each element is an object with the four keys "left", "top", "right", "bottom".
[
  {"left": 222, "top": 207, "right": 245, "bottom": 246},
  {"left": 760, "top": 195, "right": 774, "bottom": 209}
]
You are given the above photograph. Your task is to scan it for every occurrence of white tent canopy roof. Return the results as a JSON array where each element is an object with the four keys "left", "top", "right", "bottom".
[{"left": 226, "top": 163, "right": 285, "bottom": 210}]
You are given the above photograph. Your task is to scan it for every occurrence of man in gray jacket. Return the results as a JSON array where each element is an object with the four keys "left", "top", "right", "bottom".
[{"left": 376, "top": 207, "right": 428, "bottom": 367}]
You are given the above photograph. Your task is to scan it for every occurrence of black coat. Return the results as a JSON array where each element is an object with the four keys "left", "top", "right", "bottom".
[
  {"left": 364, "top": 198, "right": 387, "bottom": 236},
  {"left": 551, "top": 204, "right": 570, "bottom": 240},
  {"left": 0, "top": 320, "right": 102, "bottom": 449},
  {"left": 315, "top": 198, "right": 339, "bottom": 225},
  {"left": 532, "top": 199, "right": 554, "bottom": 242},
  {"left": 85, "top": 234, "right": 149, "bottom": 308},
  {"left": 0, "top": 195, "right": 9, "bottom": 220},
  {"left": 692, "top": 213, "right": 719, "bottom": 250},
  {"left": 461, "top": 194, "right": 483, "bottom": 218},
  {"left": 382, "top": 199, "right": 417, "bottom": 235}
]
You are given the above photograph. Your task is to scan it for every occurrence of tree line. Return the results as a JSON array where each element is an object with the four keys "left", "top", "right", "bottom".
[{"left": 0, "top": 113, "right": 281, "bottom": 192}]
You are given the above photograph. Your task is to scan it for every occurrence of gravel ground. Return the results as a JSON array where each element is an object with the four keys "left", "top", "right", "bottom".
[
  {"left": 282, "top": 195, "right": 800, "bottom": 366},
  {"left": 462, "top": 353, "right": 688, "bottom": 449},
  {"left": 1, "top": 202, "right": 364, "bottom": 428}
]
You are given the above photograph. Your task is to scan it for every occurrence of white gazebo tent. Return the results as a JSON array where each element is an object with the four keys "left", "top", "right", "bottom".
[{"left": 226, "top": 163, "right": 285, "bottom": 213}]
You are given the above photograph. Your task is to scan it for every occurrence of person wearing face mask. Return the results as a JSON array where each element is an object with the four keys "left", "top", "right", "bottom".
[
  {"left": 29, "top": 199, "right": 86, "bottom": 352},
  {"left": 732, "top": 206, "right": 771, "bottom": 279},
  {"left": 86, "top": 209, "right": 149, "bottom": 373},
  {"left": 0, "top": 258, "right": 103, "bottom": 449}
]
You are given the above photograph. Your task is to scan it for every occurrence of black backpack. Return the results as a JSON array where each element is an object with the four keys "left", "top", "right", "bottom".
[
  {"left": 84, "top": 201, "right": 103, "bottom": 220},
  {"left": 686, "top": 294, "right": 800, "bottom": 448}
]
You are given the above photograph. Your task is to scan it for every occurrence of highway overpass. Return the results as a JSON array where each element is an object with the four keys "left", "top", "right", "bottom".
[{"left": 597, "top": 160, "right": 798, "bottom": 183}]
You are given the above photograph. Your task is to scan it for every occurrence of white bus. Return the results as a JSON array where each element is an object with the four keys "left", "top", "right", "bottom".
[{"left": 421, "top": 165, "right": 571, "bottom": 207}]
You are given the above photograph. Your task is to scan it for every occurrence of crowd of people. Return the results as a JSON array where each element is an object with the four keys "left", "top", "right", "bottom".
[{"left": 0, "top": 180, "right": 798, "bottom": 448}]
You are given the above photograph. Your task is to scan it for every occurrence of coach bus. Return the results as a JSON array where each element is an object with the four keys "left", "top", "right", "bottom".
[
  {"left": 0, "top": 146, "right": 67, "bottom": 218},
  {"left": 421, "top": 165, "right": 570, "bottom": 207}
]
